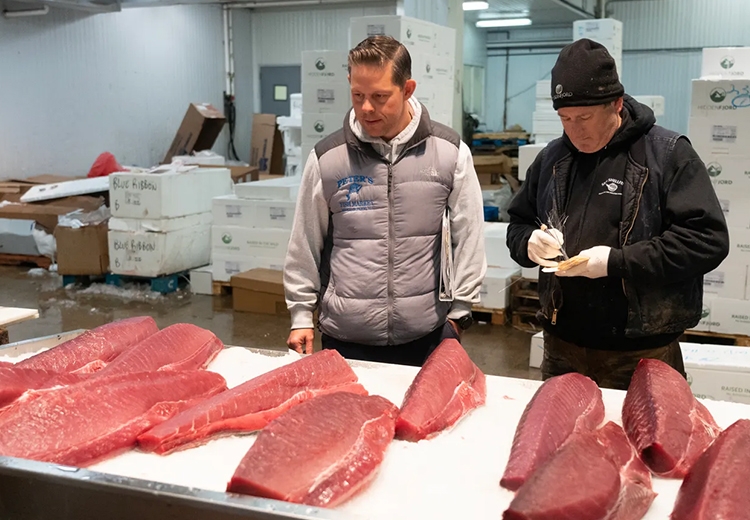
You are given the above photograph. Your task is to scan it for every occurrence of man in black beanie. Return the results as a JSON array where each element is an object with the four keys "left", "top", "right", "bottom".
[{"left": 506, "top": 38, "right": 729, "bottom": 390}]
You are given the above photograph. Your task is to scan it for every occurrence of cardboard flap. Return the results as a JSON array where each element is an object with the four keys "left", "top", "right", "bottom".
[{"left": 230, "top": 268, "right": 284, "bottom": 295}]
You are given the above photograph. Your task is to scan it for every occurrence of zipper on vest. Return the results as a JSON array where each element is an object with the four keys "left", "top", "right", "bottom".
[
  {"left": 621, "top": 168, "right": 649, "bottom": 298},
  {"left": 387, "top": 162, "right": 395, "bottom": 344}
]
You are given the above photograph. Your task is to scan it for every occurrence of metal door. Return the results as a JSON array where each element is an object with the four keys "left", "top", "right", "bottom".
[{"left": 260, "top": 65, "right": 301, "bottom": 116}]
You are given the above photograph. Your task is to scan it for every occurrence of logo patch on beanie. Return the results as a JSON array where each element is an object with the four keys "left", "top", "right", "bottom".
[{"left": 553, "top": 83, "right": 572, "bottom": 101}]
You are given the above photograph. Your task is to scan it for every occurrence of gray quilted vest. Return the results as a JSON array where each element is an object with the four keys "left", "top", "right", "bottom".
[{"left": 314, "top": 105, "right": 461, "bottom": 346}]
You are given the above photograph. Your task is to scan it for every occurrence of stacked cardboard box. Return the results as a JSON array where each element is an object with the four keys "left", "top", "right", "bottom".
[
  {"left": 231, "top": 268, "right": 288, "bottom": 315},
  {"left": 211, "top": 176, "right": 299, "bottom": 282},
  {"left": 107, "top": 167, "right": 232, "bottom": 278},
  {"left": 349, "top": 15, "right": 456, "bottom": 128},
  {"left": 689, "top": 47, "right": 750, "bottom": 335}
]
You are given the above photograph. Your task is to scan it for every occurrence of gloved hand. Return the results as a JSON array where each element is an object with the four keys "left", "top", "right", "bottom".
[
  {"left": 556, "top": 246, "right": 611, "bottom": 279},
  {"left": 528, "top": 229, "right": 565, "bottom": 268}
]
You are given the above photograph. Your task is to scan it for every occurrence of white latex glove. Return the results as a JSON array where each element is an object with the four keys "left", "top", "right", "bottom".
[
  {"left": 556, "top": 246, "right": 611, "bottom": 279},
  {"left": 528, "top": 229, "right": 565, "bottom": 268}
]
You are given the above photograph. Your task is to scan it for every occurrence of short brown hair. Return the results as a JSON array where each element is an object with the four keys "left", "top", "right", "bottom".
[{"left": 348, "top": 35, "right": 412, "bottom": 88}]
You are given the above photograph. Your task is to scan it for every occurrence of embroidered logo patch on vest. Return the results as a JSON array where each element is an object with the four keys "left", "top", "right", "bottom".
[{"left": 337, "top": 175, "right": 375, "bottom": 211}]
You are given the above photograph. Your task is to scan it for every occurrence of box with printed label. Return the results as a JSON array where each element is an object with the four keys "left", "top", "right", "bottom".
[
  {"left": 109, "top": 168, "right": 233, "bottom": 219},
  {"left": 349, "top": 16, "right": 437, "bottom": 54},
  {"left": 108, "top": 224, "right": 211, "bottom": 277},
  {"left": 698, "top": 154, "right": 750, "bottom": 194},
  {"left": 211, "top": 254, "right": 285, "bottom": 283},
  {"left": 703, "top": 264, "right": 747, "bottom": 300},
  {"left": 301, "top": 82, "right": 351, "bottom": 114},
  {"left": 682, "top": 341, "right": 750, "bottom": 404},
  {"left": 412, "top": 53, "right": 455, "bottom": 85},
  {"left": 479, "top": 267, "right": 521, "bottom": 310},
  {"left": 434, "top": 26, "right": 456, "bottom": 58},
  {"left": 689, "top": 116, "right": 750, "bottom": 157},
  {"left": 716, "top": 197, "right": 750, "bottom": 229},
  {"left": 573, "top": 18, "right": 622, "bottom": 41},
  {"left": 302, "top": 51, "right": 349, "bottom": 83},
  {"left": 701, "top": 47, "right": 750, "bottom": 80},
  {"left": 211, "top": 225, "right": 291, "bottom": 260},
  {"left": 234, "top": 176, "right": 300, "bottom": 202},
  {"left": 301, "top": 112, "right": 346, "bottom": 143},
  {"left": 709, "top": 297, "right": 750, "bottom": 335},
  {"left": 529, "top": 331, "right": 544, "bottom": 369},
  {"left": 690, "top": 79, "right": 750, "bottom": 119},
  {"left": 212, "top": 195, "right": 296, "bottom": 229}
]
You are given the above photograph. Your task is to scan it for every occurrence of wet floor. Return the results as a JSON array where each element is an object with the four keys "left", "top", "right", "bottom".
[{"left": 0, "top": 265, "right": 541, "bottom": 381}]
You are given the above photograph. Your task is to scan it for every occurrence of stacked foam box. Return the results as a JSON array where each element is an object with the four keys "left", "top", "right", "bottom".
[
  {"left": 300, "top": 51, "right": 350, "bottom": 163},
  {"left": 211, "top": 176, "right": 300, "bottom": 282},
  {"left": 573, "top": 18, "right": 623, "bottom": 79},
  {"left": 349, "top": 15, "right": 456, "bottom": 128},
  {"left": 107, "top": 168, "right": 233, "bottom": 278},
  {"left": 481, "top": 223, "right": 521, "bottom": 310},
  {"left": 688, "top": 47, "right": 750, "bottom": 335},
  {"left": 277, "top": 94, "right": 303, "bottom": 177},
  {"left": 532, "top": 80, "right": 562, "bottom": 144}
]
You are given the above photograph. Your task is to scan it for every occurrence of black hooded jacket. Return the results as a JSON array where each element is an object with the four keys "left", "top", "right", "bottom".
[{"left": 506, "top": 96, "right": 729, "bottom": 351}]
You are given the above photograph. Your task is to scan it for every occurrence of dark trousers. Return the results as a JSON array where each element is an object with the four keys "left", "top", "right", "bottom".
[
  {"left": 322, "top": 322, "right": 460, "bottom": 367},
  {"left": 541, "top": 331, "right": 686, "bottom": 391}
]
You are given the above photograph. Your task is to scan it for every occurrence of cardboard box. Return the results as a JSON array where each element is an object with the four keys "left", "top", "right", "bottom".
[
  {"left": 0, "top": 196, "right": 103, "bottom": 232},
  {"left": 109, "top": 168, "right": 233, "bottom": 220},
  {"left": 473, "top": 155, "right": 512, "bottom": 176},
  {"left": 701, "top": 47, "right": 750, "bottom": 79},
  {"left": 108, "top": 224, "right": 211, "bottom": 278},
  {"left": 484, "top": 222, "right": 520, "bottom": 269},
  {"left": 55, "top": 222, "right": 109, "bottom": 275},
  {"left": 302, "top": 51, "right": 349, "bottom": 83},
  {"left": 518, "top": 144, "right": 546, "bottom": 182},
  {"left": 301, "top": 112, "right": 346, "bottom": 143},
  {"left": 690, "top": 79, "right": 750, "bottom": 119},
  {"left": 529, "top": 331, "right": 544, "bottom": 369},
  {"left": 479, "top": 267, "right": 521, "bottom": 310},
  {"left": 231, "top": 268, "right": 288, "bottom": 315},
  {"left": 212, "top": 195, "right": 296, "bottom": 229},
  {"left": 0, "top": 219, "right": 38, "bottom": 256},
  {"left": 234, "top": 176, "right": 301, "bottom": 201},
  {"left": 250, "top": 114, "right": 284, "bottom": 177},
  {"left": 301, "top": 82, "right": 351, "bottom": 115},
  {"left": 211, "top": 225, "right": 291, "bottom": 260},
  {"left": 211, "top": 254, "right": 285, "bottom": 282},
  {"left": 349, "top": 15, "right": 438, "bottom": 54},
  {"left": 163, "top": 103, "right": 226, "bottom": 164},
  {"left": 682, "top": 342, "right": 750, "bottom": 404}
]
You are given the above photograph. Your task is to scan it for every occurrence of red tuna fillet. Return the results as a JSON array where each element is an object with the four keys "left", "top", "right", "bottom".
[
  {"left": 0, "top": 370, "right": 226, "bottom": 466},
  {"left": 395, "top": 339, "right": 486, "bottom": 442},
  {"left": 670, "top": 419, "right": 750, "bottom": 520},
  {"left": 15, "top": 316, "right": 158, "bottom": 373},
  {"left": 622, "top": 358, "right": 721, "bottom": 478},
  {"left": 227, "top": 392, "right": 398, "bottom": 508},
  {"left": 0, "top": 367, "right": 59, "bottom": 409},
  {"left": 138, "top": 350, "right": 367, "bottom": 454},
  {"left": 94, "top": 323, "right": 223, "bottom": 377},
  {"left": 501, "top": 372, "right": 604, "bottom": 491},
  {"left": 504, "top": 422, "right": 656, "bottom": 520}
]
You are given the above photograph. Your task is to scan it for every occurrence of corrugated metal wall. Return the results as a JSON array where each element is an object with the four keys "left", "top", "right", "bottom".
[
  {"left": 484, "top": 0, "right": 750, "bottom": 134},
  {"left": 0, "top": 5, "right": 227, "bottom": 178},
  {"left": 232, "top": 9, "right": 254, "bottom": 163},
  {"left": 464, "top": 20, "right": 487, "bottom": 67}
]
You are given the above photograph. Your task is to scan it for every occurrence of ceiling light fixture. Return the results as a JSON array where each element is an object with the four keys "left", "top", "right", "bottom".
[
  {"left": 476, "top": 17, "right": 532, "bottom": 28},
  {"left": 463, "top": 1, "right": 489, "bottom": 10}
]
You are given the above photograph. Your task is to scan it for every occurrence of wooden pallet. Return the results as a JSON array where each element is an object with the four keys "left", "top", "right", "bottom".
[
  {"left": 212, "top": 280, "right": 232, "bottom": 296},
  {"left": 471, "top": 306, "right": 508, "bottom": 326},
  {"left": 681, "top": 330, "right": 750, "bottom": 347},
  {"left": 0, "top": 254, "right": 52, "bottom": 269},
  {"left": 512, "top": 311, "right": 542, "bottom": 333}
]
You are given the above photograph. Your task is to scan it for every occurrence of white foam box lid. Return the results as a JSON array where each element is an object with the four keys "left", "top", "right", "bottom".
[
  {"left": 690, "top": 79, "right": 750, "bottom": 119},
  {"left": 108, "top": 212, "right": 212, "bottom": 233},
  {"left": 701, "top": 47, "right": 750, "bottom": 80},
  {"left": 211, "top": 225, "right": 291, "bottom": 260},
  {"left": 189, "top": 265, "right": 213, "bottom": 295},
  {"left": 234, "top": 176, "right": 301, "bottom": 202},
  {"left": 108, "top": 224, "right": 211, "bottom": 278},
  {"left": 529, "top": 331, "right": 543, "bottom": 369},
  {"left": 211, "top": 254, "right": 285, "bottom": 283},
  {"left": 212, "top": 195, "right": 296, "bottom": 229},
  {"left": 109, "top": 168, "right": 233, "bottom": 219},
  {"left": 301, "top": 50, "right": 349, "bottom": 83},
  {"left": 518, "top": 144, "right": 546, "bottom": 181},
  {"left": 479, "top": 267, "right": 520, "bottom": 310}
]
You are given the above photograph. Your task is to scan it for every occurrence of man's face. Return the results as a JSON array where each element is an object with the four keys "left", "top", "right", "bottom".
[
  {"left": 557, "top": 98, "right": 623, "bottom": 153},
  {"left": 349, "top": 62, "right": 416, "bottom": 140}
]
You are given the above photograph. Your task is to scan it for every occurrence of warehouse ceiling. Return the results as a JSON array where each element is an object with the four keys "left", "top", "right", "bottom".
[{"left": 464, "top": 0, "right": 598, "bottom": 26}]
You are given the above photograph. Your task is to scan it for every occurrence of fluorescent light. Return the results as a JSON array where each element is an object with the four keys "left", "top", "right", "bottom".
[
  {"left": 476, "top": 18, "right": 532, "bottom": 28},
  {"left": 463, "top": 1, "right": 489, "bottom": 10}
]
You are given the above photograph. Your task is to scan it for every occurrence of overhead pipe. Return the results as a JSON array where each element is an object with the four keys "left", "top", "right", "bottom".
[
  {"left": 228, "top": 0, "right": 375, "bottom": 8},
  {"left": 487, "top": 39, "right": 572, "bottom": 50},
  {"left": 3, "top": 5, "right": 49, "bottom": 16}
]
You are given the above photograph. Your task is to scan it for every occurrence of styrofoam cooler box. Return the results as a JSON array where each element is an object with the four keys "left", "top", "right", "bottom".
[
  {"left": 211, "top": 254, "right": 285, "bottom": 283},
  {"left": 710, "top": 297, "right": 750, "bottom": 334},
  {"left": 434, "top": 25, "right": 456, "bottom": 58},
  {"left": 109, "top": 168, "right": 233, "bottom": 219},
  {"left": 108, "top": 212, "right": 212, "bottom": 233},
  {"left": 235, "top": 176, "right": 301, "bottom": 201},
  {"left": 302, "top": 112, "right": 346, "bottom": 143},
  {"left": 479, "top": 267, "right": 521, "bottom": 310},
  {"left": 696, "top": 154, "right": 750, "bottom": 193},
  {"left": 412, "top": 53, "right": 455, "bottom": 84},
  {"left": 301, "top": 82, "right": 351, "bottom": 114},
  {"left": 573, "top": 18, "right": 622, "bottom": 41},
  {"left": 701, "top": 47, "right": 750, "bottom": 79},
  {"left": 536, "top": 80, "right": 551, "bottom": 99},
  {"left": 518, "top": 144, "right": 546, "bottom": 181},
  {"left": 212, "top": 195, "right": 296, "bottom": 229},
  {"left": 633, "top": 95, "right": 665, "bottom": 117},
  {"left": 529, "top": 331, "right": 544, "bottom": 369},
  {"left": 690, "top": 79, "right": 750, "bottom": 119},
  {"left": 349, "top": 15, "right": 438, "bottom": 54},
  {"left": 522, "top": 266, "right": 539, "bottom": 281},
  {"left": 189, "top": 265, "right": 213, "bottom": 295},
  {"left": 290, "top": 93, "right": 302, "bottom": 119},
  {"left": 689, "top": 117, "right": 750, "bottom": 157},
  {"left": 211, "top": 225, "right": 291, "bottom": 259},
  {"left": 703, "top": 265, "right": 747, "bottom": 300},
  {"left": 484, "top": 222, "right": 520, "bottom": 269},
  {"left": 108, "top": 223, "right": 211, "bottom": 277},
  {"left": 302, "top": 50, "right": 348, "bottom": 83},
  {"left": 302, "top": 142, "right": 315, "bottom": 163},
  {"left": 716, "top": 197, "right": 750, "bottom": 229},
  {"left": 277, "top": 116, "right": 302, "bottom": 157},
  {"left": 682, "top": 342, "right": 750, "bottom": 404},
  {"left": 533, "top": 133, "right": 561, "bottom": 144}
]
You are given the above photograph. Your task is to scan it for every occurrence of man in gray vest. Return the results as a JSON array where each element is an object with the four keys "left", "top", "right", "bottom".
[{"left": 283, "top": 35, "right": 486, "bottom": 366}]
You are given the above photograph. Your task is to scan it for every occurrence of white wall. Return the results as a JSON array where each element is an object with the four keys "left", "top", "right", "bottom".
[{"left": 0, "top": 5, "right": 229, "bottom": 178}]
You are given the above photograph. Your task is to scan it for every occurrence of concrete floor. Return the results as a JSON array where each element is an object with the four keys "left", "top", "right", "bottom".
[{"left": 0, "top": 265, "right": 541, "bottom": 381}]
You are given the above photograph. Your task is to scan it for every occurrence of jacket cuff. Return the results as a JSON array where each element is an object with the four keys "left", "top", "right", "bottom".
[
  {"left": 448, "top": 300, "right": 473, "bottom": 320},
  {"left": 608, "top": 248, "right": 628, "bottom": 278},
  {"left": 290, "top": 308, "right": 315, "bottom": 329}
]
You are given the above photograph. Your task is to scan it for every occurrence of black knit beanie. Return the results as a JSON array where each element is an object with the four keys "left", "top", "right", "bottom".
[{"left": 551, "top": 38, "right": 624, "bottom": 110}]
